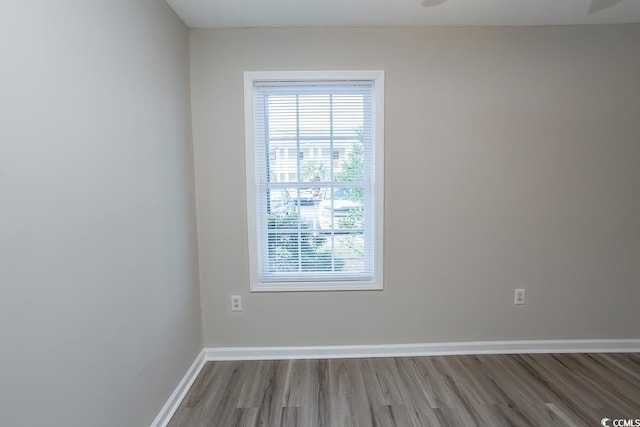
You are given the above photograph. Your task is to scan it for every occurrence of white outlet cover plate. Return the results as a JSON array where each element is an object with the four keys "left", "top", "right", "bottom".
[{"left": 231, "top": 295, "right": 242, "bottom": 311}]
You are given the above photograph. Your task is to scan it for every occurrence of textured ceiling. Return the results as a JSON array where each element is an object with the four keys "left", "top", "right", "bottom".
[{"left": 167, "top": 0, "right": 640, "bottom": 28}]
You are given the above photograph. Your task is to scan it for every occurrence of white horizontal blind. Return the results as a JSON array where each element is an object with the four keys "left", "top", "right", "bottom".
[{"left": 253, "top": 80, "right": 376, "bottom": 284}]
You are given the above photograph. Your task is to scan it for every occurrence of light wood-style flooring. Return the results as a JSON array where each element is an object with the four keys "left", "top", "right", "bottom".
[{"left": 169, "top": 353, "right": 640, "bottom": 426}]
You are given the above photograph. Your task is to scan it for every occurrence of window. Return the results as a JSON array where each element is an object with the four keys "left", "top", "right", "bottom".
[{"left": 244, "top": 71, "right": 384, "bottom": 292}]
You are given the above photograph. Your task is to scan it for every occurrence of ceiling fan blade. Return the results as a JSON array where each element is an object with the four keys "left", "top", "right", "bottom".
[
  {"left": 421, "top": 0, "right": 448, "bottom": 8},
  {"left": 588, "top": 0, "right": 623, "bottom": 14}
]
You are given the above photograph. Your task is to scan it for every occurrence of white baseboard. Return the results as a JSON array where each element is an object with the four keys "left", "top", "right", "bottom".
[
  {"left": 203, "top": 339, "right": 640, "bottom": 361},
  {"left": 151, "top": 349, "right": 206, "bottom": 427},
  {"left": 152, "top": 339, "right": 639, "bottom": 426}
]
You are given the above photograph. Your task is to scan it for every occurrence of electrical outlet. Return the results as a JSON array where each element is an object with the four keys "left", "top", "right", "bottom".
[
  {"left": 231, "top": 295, "right": 242, "bottom": 312},
  {"left": 514, "top": 289, "right": 526, "bottom": 305}
]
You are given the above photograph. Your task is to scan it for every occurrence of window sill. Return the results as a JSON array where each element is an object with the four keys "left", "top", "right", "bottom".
[{"left": 250, "top": 280, "right": 383, "bottom": 292}]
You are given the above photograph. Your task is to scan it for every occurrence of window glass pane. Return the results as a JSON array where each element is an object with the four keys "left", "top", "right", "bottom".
[
  {"left": 332, "top": 94, "right": 365, "bottom": 182},
  {"left": 300, "top": 144, "right": 331, "bottom": 184},
  {"left": 267, "top": 231, "right": 298, "bottom": 273},
  {"left": 267, "top": 189, "right": 295, "bottom": 216},
  {"left": 299, "top": 95, "right": 330, "bottom": 140},
  {"left": 268, "top": 96, "right": 296, "bottom": 141},
  {"left": 333, "top": 94, "right": 364, "bottom": 138},
  {"left": 268, "top": 141, "right": 297, "bottom": 183},
  {"left": 334, "top": 233, "right": 364, "bottom": 273},
  {"left": 333, "top": 141, "right": 364, "bottom": 183},
  {"left": 319, "top": 187, "right": 364, "bottom": 231},
  {"left": 300, "top": 232, "right": 335, "bottom": 272}
]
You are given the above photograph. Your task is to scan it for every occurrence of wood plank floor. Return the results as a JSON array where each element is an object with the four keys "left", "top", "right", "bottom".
[{"left": 168, "top": 353, "right": 640, "bottom": 426}]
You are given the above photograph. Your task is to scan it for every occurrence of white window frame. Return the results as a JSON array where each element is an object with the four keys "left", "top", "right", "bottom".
[{"left": 244, "top": 70, "right": 384, "bottom": 292}]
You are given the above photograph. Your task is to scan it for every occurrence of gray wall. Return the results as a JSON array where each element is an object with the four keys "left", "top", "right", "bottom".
[
  {"left": 190, "top": 25, "right": 640, "bottom": 347},
  {"left": 0, "top": 1, "right": 201, "bottom": 426}
]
